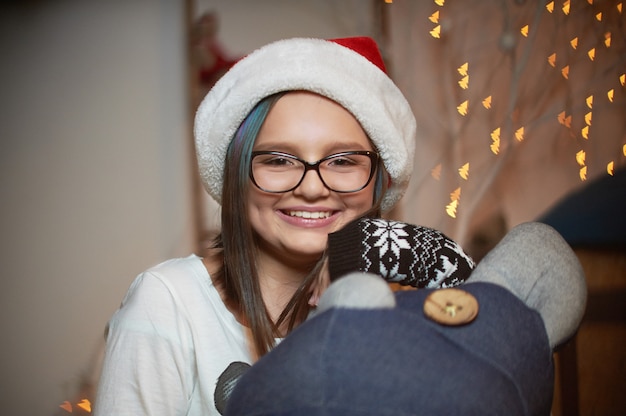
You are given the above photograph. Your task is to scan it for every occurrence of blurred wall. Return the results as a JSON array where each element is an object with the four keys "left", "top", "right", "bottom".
[
  {"left": 0, "top": 2, "right": 193, "bottom": 415},
  {"left": 0, "top": 1, "right": 376, "bottom": 415}
]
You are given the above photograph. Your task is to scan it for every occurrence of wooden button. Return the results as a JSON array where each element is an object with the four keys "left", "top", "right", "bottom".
[{"left": 423, "top": 288, "right": 479, "bottom": 326}]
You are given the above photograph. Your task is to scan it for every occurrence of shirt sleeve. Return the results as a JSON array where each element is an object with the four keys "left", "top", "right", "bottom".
[{"left": 94, "top": 271, "right": 196, "bottom": 416}]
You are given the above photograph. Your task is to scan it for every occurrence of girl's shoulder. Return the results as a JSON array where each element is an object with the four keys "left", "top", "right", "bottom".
[{"left": 117, "top": 254, "right": 217, "bottom": 315}]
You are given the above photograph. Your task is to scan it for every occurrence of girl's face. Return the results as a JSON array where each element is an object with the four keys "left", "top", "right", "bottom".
[{"left": 248, "top": 91, "right": 376, "bottom": 265}]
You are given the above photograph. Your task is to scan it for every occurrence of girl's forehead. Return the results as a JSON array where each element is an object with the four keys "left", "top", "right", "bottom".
[{"left": 253, "top": 92, "right": 372, "bottom": 155}]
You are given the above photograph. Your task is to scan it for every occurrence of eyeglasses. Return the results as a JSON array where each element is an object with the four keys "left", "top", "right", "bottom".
[{"left": 250, "top": 151, "right": 379, "bottom": 193}]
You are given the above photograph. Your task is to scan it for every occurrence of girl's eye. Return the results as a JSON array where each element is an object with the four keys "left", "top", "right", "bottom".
[
  {"left": 327, "top": 157, "right": 357, "bottom": 167},
  {"left": 334, "top": 158, "right": 351, "bottom": 165},
  {"left": 255, "top": 155, "right": 298, "bottom": 167},
  {"left": 266, "top": 157, "right": 293, "bottom": 166}
]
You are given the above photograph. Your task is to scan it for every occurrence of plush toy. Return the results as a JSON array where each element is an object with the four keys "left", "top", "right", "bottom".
[
  {"left": 223, "top": 222, "right": 587, "bottom": 415},
  {"left": 213, "top": 217, "right": 475, "bottom": 414}
]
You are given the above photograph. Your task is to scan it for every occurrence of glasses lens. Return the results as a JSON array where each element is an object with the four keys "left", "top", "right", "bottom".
[
  {"left": 251, "top": 152, "right": 376, "bottom": 193},
  {"left": 251, "top": 153, "right": 304, "bottom": 192},
  {"left": 319, "top": 153, "right": 374, "bottom": 192}
]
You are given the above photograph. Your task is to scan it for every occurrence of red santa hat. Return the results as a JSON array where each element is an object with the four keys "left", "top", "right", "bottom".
[{"left": 194, "top": 37, "right": 416, "bottom": 212}]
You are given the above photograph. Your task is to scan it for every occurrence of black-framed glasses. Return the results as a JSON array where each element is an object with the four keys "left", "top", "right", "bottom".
[{"left": 250, "top": 151, "right": 379, "bottom": 193}]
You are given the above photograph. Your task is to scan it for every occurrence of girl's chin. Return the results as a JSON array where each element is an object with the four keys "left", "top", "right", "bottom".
[
  {"left": 285, "top": 242, "right": 327, "bottom": 258},
  {"left": 279, "top": 236, "right": 328, "bottom": 259}
]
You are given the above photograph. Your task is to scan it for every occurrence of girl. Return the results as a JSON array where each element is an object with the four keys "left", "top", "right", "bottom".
[{"left": 94, "top": 37, "right": 472, "bottom": 415}]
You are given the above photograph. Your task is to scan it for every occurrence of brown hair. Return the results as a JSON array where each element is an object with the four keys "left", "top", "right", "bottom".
[{"left": 211, "top": 92, "right": 387, "bottom": 357}]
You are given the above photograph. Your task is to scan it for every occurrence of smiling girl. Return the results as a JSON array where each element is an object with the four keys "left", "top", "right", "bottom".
[{"left": 94, "top": 37, "right": 472, "bottom": 416}]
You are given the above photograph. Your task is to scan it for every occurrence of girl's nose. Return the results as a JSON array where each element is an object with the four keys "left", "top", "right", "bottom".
[{"left": 292, "top": 169, "right": 331, "bottom": 199}]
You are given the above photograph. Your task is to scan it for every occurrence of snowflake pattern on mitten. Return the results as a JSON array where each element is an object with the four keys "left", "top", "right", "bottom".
[{"left": 359, "top": 218, "right": 475, "bottom": 288}]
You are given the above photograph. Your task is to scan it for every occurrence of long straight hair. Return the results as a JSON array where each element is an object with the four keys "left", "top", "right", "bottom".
[{"left": 212, "top": 92, "right": 387, "bottom": 357}]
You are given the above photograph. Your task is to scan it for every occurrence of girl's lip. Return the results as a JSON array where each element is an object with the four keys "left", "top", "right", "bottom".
[
  {"left": 284, "top": 210, "right": 332, "bottom": 219},
  {"left": 276, "top": 208, "right": 339, "bottom": 227}
]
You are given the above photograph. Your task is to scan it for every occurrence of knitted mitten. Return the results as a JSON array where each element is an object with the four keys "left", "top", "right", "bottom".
[{"left": 328, "top": 217, "right": 475, "bottom": 288}]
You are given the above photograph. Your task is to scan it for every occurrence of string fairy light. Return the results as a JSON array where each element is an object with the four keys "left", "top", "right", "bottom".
[
  {"left": 458, "top": 163, "right": 470, "bottom": 180},
  {"left": 59, "top": 398, "right": 92, "bottom": 413},
  {"left": 520, "top": 25, "right": 529, "bottom": 37},
  {"left": 457, "top": 100, "right": 469, "bottom": 116},
  {"left": 548, "top": 52, "right": 557, "bottom": 67},
  {"left": 588, "top": 47, "right": 596, "bottom": 61},
  {"left": 431, "top": 163, "right": 442, "bottom": 180},
  {"left": 446, "top": 187, "right": 461, "bottom": 218},
  {"left": 482, "top": 95, "right": 492, "bottom": 109},
  {"left": 562, "top": 0, "right": 571, "bottom": 15},
  {"left": 582, "top": 125, "right": 590, "bottom": 139},
  {"left": 490, "top": 128, "right": 501, "bottom": 155},
  {"left": 417, "top": 0, "right": 624, "bottom": 219}
]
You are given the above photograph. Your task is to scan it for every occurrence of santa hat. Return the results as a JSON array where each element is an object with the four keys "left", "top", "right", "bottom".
[{"left": 194, "top": 37, "right": 416, "bottom": 212}]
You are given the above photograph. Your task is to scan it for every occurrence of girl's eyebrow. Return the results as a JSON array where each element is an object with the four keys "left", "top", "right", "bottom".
[{"left": 252, "top": 140, "right": 374, "bottom": 154}]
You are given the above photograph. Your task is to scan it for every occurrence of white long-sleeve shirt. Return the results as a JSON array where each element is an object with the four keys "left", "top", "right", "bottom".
[{"left": 94, "top": 255, "right": 252, "bottom": 416}]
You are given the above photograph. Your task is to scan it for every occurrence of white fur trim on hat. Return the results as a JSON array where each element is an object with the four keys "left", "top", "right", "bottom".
[{"left": 194, "top": 37, "right": 416, "bottom": 212}]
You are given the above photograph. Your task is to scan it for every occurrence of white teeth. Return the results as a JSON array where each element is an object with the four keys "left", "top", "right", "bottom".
[{"left": 288, "top": 211, "right": 331, "bottom": 219}]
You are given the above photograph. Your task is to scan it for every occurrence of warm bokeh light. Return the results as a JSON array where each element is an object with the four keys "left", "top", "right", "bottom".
[
  {"left": 582, "top": 125, "right": 590, "bottom": 139},
  {"left": 59, "top": 398, "right": 92, "bottom": 413},
  {"left": 431, "top": 163, "right": 442, "bottom": 180},
  {"left": 521, "top": 25, "right": 529, "bottom": 37},
  {"left": 418, "top": 0, "right": 624, "bottom": 219},
  {"left": 588, "top": 47, "right": 596, "bottom": 60},
  {"left": 562, "top": 0, "right": 571, "bottom": 15},
  {"left": 557, "top": 111, "right": 572, "bottom": 128},
  {"left": 446, "top": 199, "right": 458, "bottom": 218},
  {"left": 576, "top": 150, "right": 586, "bottom": 166},
  {"left": 548, "top": 52, "right": 557, "bottom": 67},
  {"left": 457, "top": 100, "right": 468, "bottom": 116},
  {"left": 446, "top": 187, "right": 461, "bottom": 218},
  {"left": 458, "top": 163, "right": 470, "bottom": 180},
  {"left": 458, "top": 75, "right": 469, "bottom": 89},
  {"left": 457, "top": 62, "right": 468, "bottom": 76}
]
